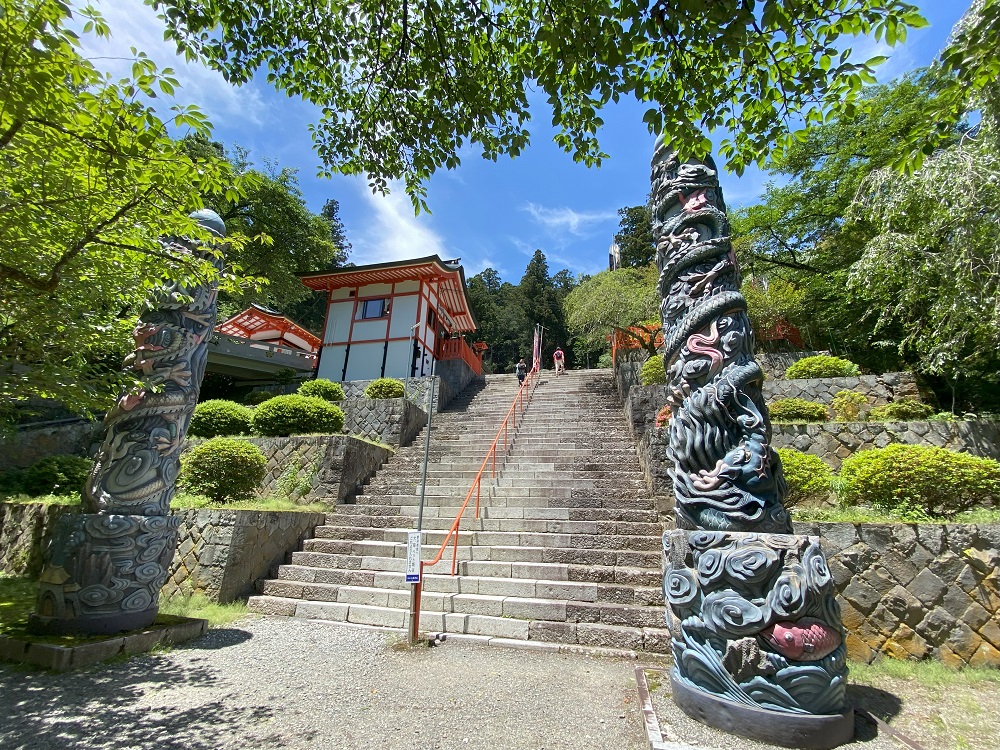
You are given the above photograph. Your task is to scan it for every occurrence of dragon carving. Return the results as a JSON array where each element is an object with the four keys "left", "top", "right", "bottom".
[
  {"left": 30, "top": 211, "right": 227, "bottom": 635},
  {"left": 652, "top": 140, "right": 852, "bottom": 740}
]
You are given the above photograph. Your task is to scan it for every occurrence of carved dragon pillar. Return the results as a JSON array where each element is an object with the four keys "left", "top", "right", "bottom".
[
  {"left": 29, "top": 210, "right": 227, "bottom": 636},
  {"left": 651, "top": 140, "right": 853, "bottom": 748}
]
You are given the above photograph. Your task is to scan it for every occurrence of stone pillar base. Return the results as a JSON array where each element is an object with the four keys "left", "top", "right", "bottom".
[
  {"left": 29, "top": 513, "right": 179, "bottom": 636},
  {"left": 672, "top": 675, "right": 855, "bottom": 749}
]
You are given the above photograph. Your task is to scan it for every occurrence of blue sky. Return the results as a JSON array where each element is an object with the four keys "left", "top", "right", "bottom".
[{"left": 83, "top": 1, "right": 968, "bottom": 284}]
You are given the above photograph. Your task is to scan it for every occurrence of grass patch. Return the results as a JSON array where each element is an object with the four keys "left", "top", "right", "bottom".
[
  {"left": 0, "top": 573, "right": 38, "bottom": 636},
  {"left": 169, "top": 492, "right": 329, "bottom": 513},
  {"left": 792, "top": 505, "right": 1000, "bottom": 525},
  {"left": 159, "top": 592, "right": 249, "bottom": 628},
  {"left": 0, "top": 493, "right": 79, "bottom": 506},
  {"left": 850, "top": 657, "right": 1000, "bottom": 687}
]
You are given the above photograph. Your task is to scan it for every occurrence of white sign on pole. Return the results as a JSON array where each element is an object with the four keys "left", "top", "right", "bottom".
[{"left": 405, "top": 531, "right": 421, "bottom": 583}]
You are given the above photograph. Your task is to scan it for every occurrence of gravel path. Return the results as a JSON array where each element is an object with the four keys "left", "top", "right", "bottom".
[{"left": 0, "top": 617, "right": 646, "bottom": 750}]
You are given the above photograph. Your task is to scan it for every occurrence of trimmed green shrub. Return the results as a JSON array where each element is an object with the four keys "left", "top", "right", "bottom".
[
  {"left": 179, "top": 438, "right": 266, "bottom": 503},
  {"left": 13, "top": 455, "right": 92, "bottom": 497},
  {"left": 776, "top": 448, "right": 834, "bottom": 508},
  {"left": 364, "top": 378, "right": 405, "bottom": 399},
  {"left": 928, "top": 411, "right": 958, "bottom": 422},
  {"left": 252, "top": 394, "right": 345, "bottom": 436},
  {"left": 839, "top": 444, "right": 1000, "bottom": 518},
  {"left": 639, "top": 356, "right": 666, "bottom": 385},
  {"left": 830, "top": 390, "right": 867, "bottom": 422},
  {"left": 768, "top": 398, "right": 829, "bottom": 423},
  {"left": 243, "top": 390, "right": 277, "bottom": 406},
  {"left": 189, "top": 399, "right": 254, "bottom": 438},
  {"left": 868, "top": 398, "right": 935, "bottom": 422},
  {"left": 784, "top": 355, "right": 861, "bottom": 379},
  {"left": 297, "top": 378, "right": 345, "bottom": 401},
  {"left": 597, "top": 352, "right": 613, "bottom": 369}
]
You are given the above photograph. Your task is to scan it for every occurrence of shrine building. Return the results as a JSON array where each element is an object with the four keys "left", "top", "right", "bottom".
[{"left": 299, "top": 255, "right": 483, "bottom": 383}]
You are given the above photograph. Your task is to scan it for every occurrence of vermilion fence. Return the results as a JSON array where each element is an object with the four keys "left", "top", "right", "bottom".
[
  {"left": 436, "top": 337, "right": 485, "bottom": 375},
  {"left": 610, "top": 325, "right": 663, "bottom": 366}
]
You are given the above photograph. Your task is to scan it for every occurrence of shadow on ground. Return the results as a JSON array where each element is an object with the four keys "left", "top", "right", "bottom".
[{"left": 0, "top": 629, "right": 269, "bottom": 750}]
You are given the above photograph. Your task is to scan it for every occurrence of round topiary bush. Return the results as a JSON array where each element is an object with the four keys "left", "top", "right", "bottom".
[
  {"left": 839, "top": 444, "right": 1000, "bottom": 518},
  {"left": 363, "top": 378, "right": 405, "bottom": 399},
  {"left": 868, "top": 398, "right": 935, "bottom": 422},
  {"left": 243, "top": 390, "right": 277, "bottom": 406},
  {"left": 252, "top": 394, "right": 345, "bottom": 436},
  {"left": 768, "top": 398, "right": 829, "bottom": 423},
  {"left": 178, "top": 438, "right": 266, "bottom": 503},
  {"left": 776, "top": 448, "right": 834, "bottom": 508},
  {"left": 20, "top": 455, "right": 92, "bottom": 496},
  {"left": 639, "top": 356, "right": 666, "bottom": 385},
  {"left": 830, "top": 390, "right": 867, "bottom": 422},
  {"left": 188, "top": 399, "right": 254, "bottom": 438},
  {"left": 297, "top": 378, "right": 345, "bottom": 401},
  {"left": 784, "top": 355, "right": 861, "bottom": 379}
]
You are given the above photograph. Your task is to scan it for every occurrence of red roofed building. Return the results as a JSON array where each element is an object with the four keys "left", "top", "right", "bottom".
[
  {"left": 216, "top": 304, "right": 322, "bottom": 354},
  {"left": 299, "top": 255, "right": 483, "bottom": 383}
]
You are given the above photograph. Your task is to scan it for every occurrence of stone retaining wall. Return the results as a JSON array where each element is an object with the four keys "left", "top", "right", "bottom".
[
  {"left": 0, "top": 502, "right": 78, "bottom": 577},
  {"left": 163, "top": 508, "right": 326, "bottom": 603},
  {"left": 774, "top": 420, "right": 1000, "bottom": 469},
  {"left": 237, "top": 435, "right": 393, "bottom": 504},
  {"left": 793, "top": 521, "right": 1000, "bottom": 667},
  {"left": 764, "top": 371, "right": 921, "bottom": 410},
  {"left": 2, "top": 502, "right": 326, "bottom": 604},
  {"left": 623, "top": 376, "right": 924, "bottom": 447},
  {"left": 0, "top": 421, "right": 101, "bottom": 472},
  {"left": 637, "top": 420, "right": 1000, "bottom": 491},
  {"left": 342, "top": 397, "right": 425, "bottom": 446}
]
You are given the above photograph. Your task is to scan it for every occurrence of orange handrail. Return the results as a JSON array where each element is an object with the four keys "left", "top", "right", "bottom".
[{"left": 410, "top": 369, "right": 540, "bottom": 637}]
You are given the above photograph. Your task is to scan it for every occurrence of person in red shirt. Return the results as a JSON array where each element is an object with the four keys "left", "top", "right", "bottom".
[{"left": 553, "top": 346, "right": 566, "bottom": 374}]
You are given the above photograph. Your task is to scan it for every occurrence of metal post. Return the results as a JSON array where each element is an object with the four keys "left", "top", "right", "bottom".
[{"left": 408, "top": 365, "right": 436, "bottom": 644}]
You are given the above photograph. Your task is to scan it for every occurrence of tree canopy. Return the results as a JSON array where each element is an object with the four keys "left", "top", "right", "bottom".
[
  {"left": 563, "top": 265, "right": 660, "bottom": 357},
  {"left": 151, "top": 0, "right": 926, "bottom": 208},
  {"left": 0, "top": 0, "right": 243, "bottom": 427}
]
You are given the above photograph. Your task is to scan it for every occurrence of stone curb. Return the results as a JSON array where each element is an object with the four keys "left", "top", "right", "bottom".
[{"left": 0, "top": 616, "right": 207, "bottom": 671}]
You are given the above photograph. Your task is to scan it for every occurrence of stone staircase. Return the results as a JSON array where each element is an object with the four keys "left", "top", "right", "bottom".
[{"left": 249, "top": 369, "right": 671, "bottom": 654}]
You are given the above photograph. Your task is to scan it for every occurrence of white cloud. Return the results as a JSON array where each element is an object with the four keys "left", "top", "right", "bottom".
[
  {"left": 352, "top": 182, "right": 450, "bottom": 264},
  {"left": 80, "top": 0, "right": 266, "bottom": 126},
  {"left": 522, "top": 203, "right": 617, "bottom": 237}
]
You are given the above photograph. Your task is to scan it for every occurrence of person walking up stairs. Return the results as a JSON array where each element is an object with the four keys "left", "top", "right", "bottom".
[{"left": 249, "top": 369, "right": 671, "bottom": 654}]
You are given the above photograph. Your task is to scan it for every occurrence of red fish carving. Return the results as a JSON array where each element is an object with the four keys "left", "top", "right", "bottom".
[{"left": 761, "top": 618, "right": 841, "bottom": 661}]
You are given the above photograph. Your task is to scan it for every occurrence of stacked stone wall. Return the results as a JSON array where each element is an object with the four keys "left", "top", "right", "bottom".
[
  {"left": 0, "top": 421, "right": 101, "bottom": 472},
  {"left": 773, "top": 420, "right": 1000, "bottom": 469},
  {"left": 638, "top": 421, "right": 1000, "bottom": 489},
  {"left": 794, "top": 521, "right": 1000, "bottom": 667},
  {"left": 163, "top": 508, "right": 325, "bottom": 603},
  {"left": 341, "top": 397, "right": 425, "bottom": 446},
  {"left": 184, "top": 435, "right": 393, "bottom": 505},
  {"left": 764, "top": 371, "right": 921, "bottom": 410},
  {"left": 0, "top": 502, "right": 78, "bottom": 577}
]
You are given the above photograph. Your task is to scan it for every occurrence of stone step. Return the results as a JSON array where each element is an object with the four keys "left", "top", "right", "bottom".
[
  {"left": 269, "top": 568, "right": 665, "bottom": 606},
  {"left": 331, "top": 505, "right": 663, "bottom": 523},
  {"left": 311, "top": 527, "right": 663, "bottom": 549},
  {"left": 291, "top": 543, "right": 660, "bottom": 569},
  {"left": 276, "top": 560, "right": 662, "bottom": 588},
  {"left": 247, "top": 596, "right": 671, "bottom": 653},
  {"left": 315, "top": 517, "right": 663, "bottom": 535},
  {"left": 260, "top": 579, "right": 664, "bottom": 620},
  {"left": 353, "top": 494, "right": 656, "bottom": 509}
]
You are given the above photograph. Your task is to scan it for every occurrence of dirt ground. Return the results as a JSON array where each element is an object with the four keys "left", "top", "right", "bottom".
[{"left": 645, "top": 665, "right": 1000, "bottom": 750}]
